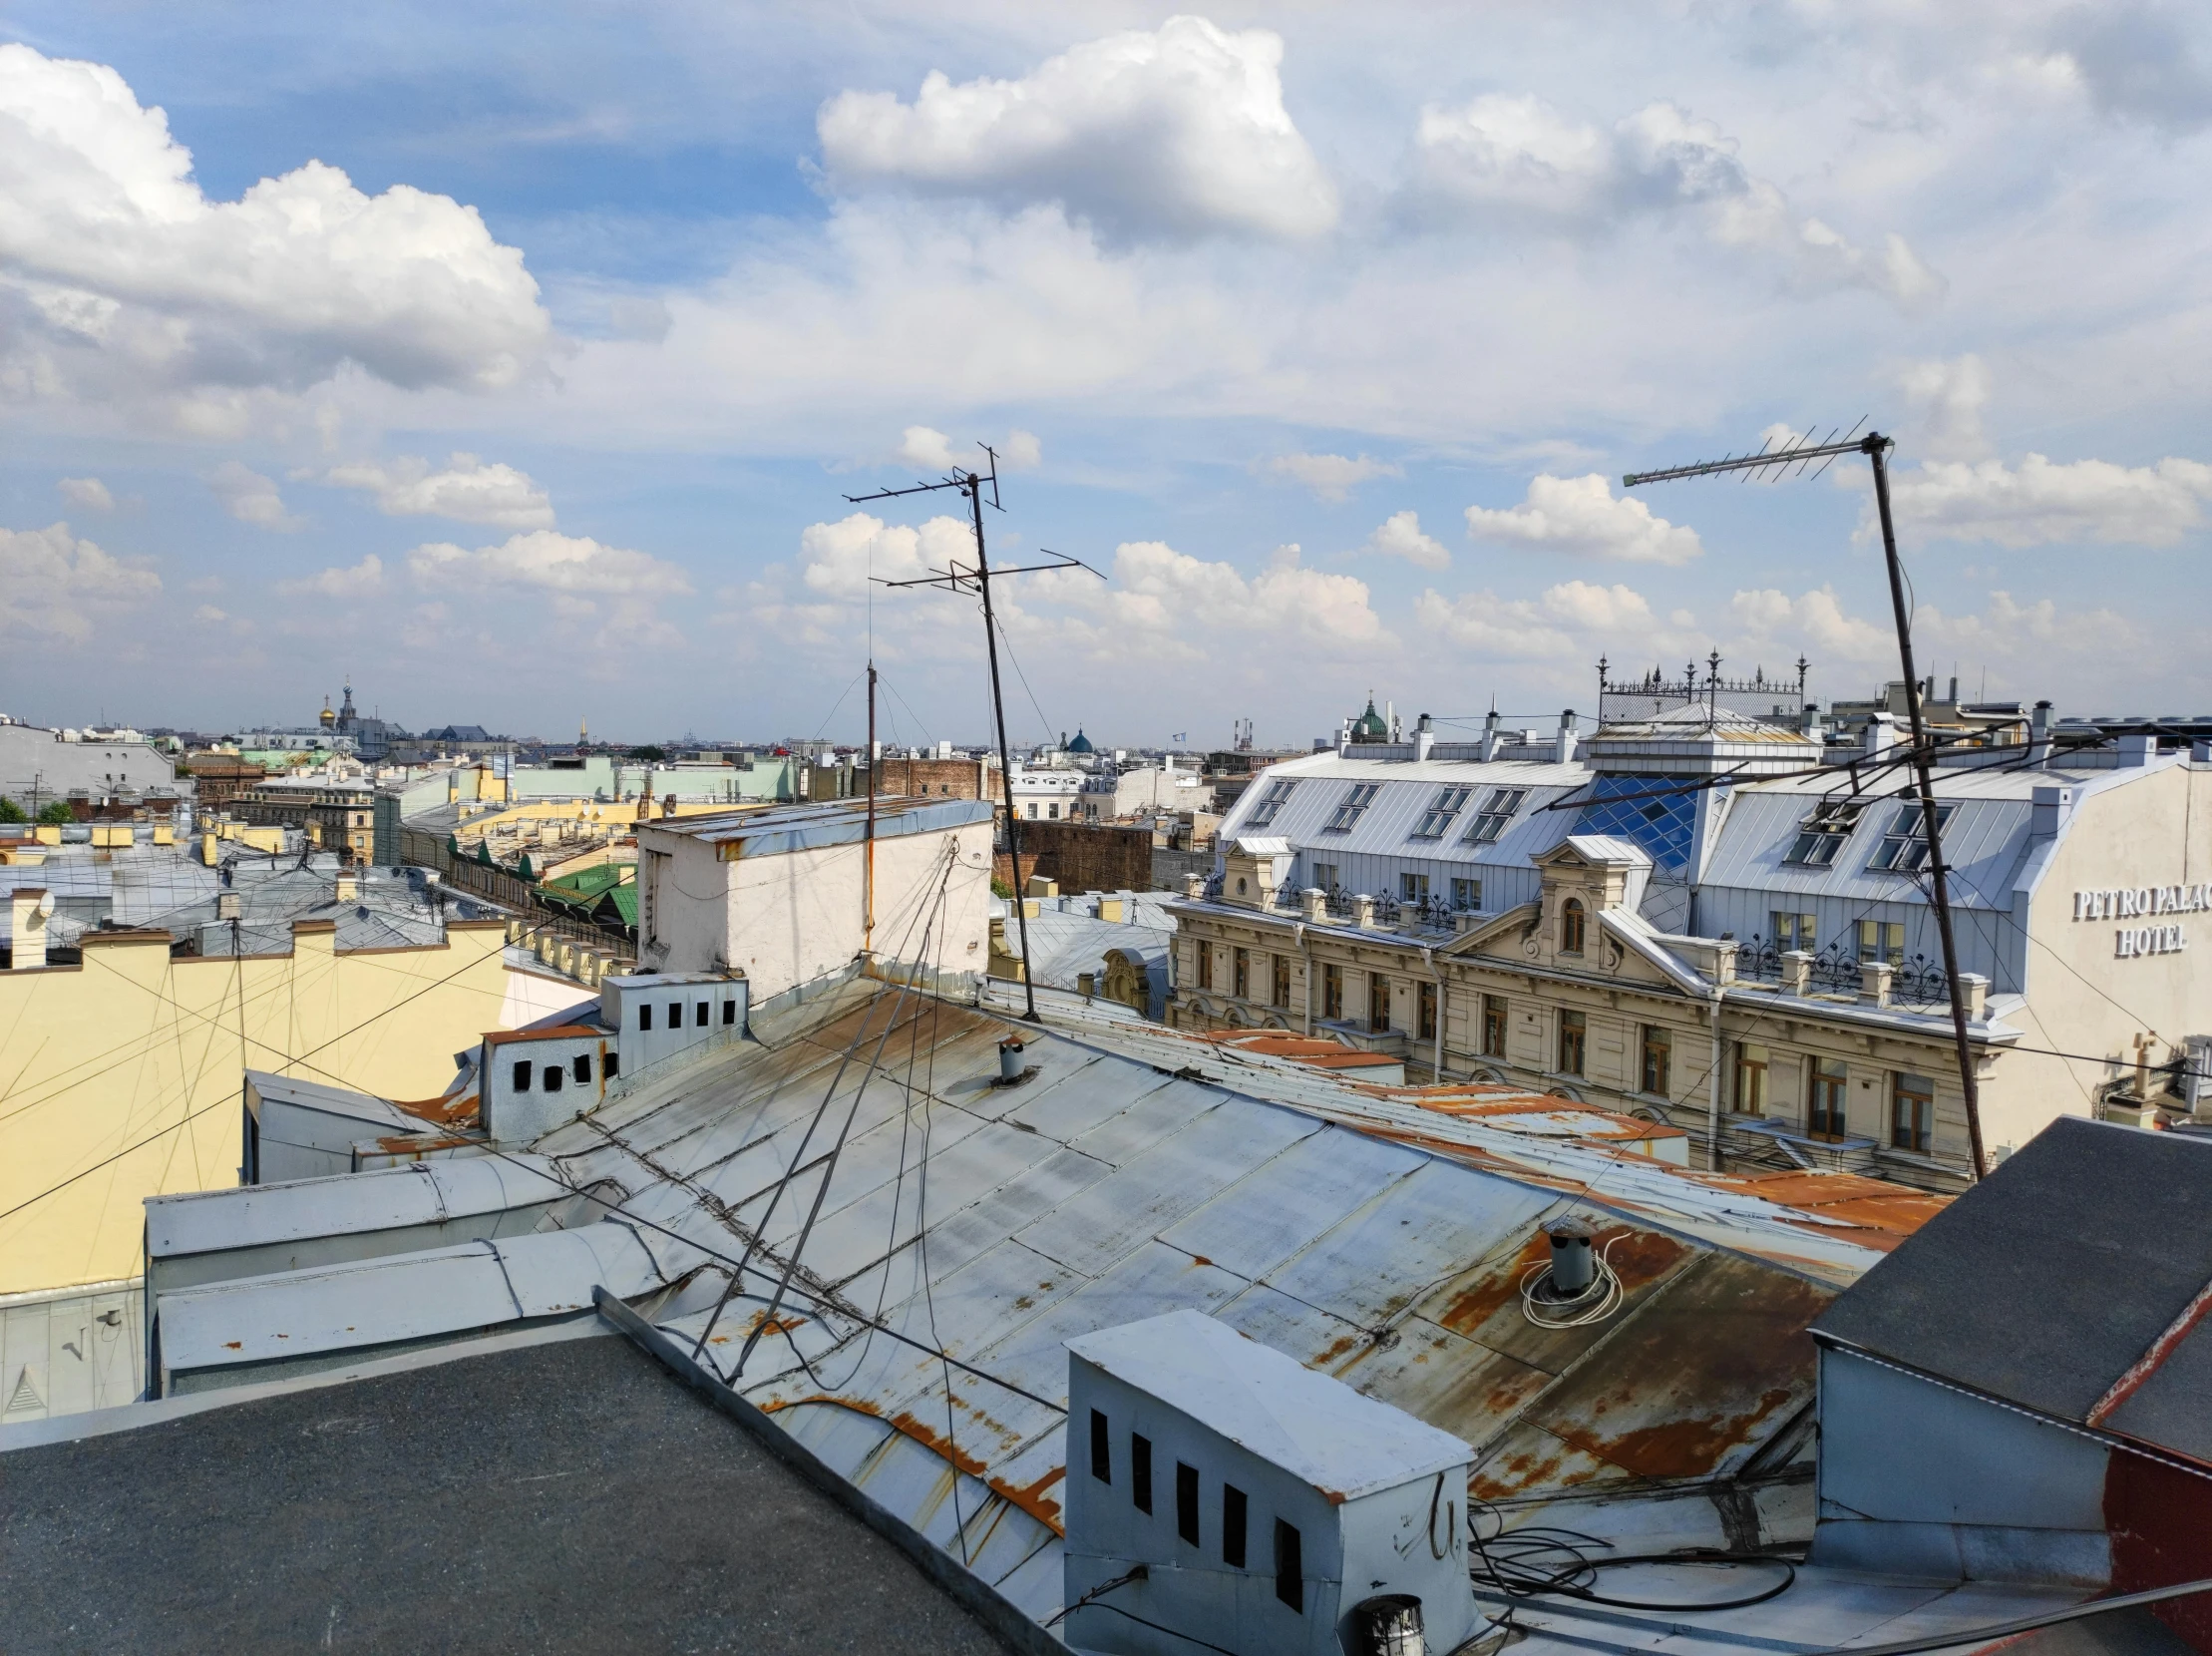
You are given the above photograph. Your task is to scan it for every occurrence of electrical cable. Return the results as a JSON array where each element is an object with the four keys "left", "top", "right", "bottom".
[
  {"left": 1518, "top": 1232, "right": 1625, "bottom": 1329},
  {"left": 1041, "top": 1564, "right": 1147, "bottom": 1628}
]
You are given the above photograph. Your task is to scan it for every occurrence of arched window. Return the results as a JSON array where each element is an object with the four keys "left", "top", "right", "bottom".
[{"left": 1560, "top": 897, "right": 1587, "bottom": 955}]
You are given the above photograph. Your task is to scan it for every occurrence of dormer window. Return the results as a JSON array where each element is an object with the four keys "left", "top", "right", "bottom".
[
  {"left": 1411, "top": 785, "right": 1472, "bottom": 839},
  {"left": 1322, "top": 782, "right": 1379, "bottom": 832},
  {"left": 1784, "top": 799, "right": 1867, "bottom": 866},
  {"left": 1867, "top": 803, "right": 1955, "bottom": 872},
  {"left": 1463, "top": 788, "right": 1526, "bottom": 845},
  {"left": 1560, "top": 897, "right": 1587, "bottom": 955},
  {"left": 1245, "top": 777, "right": 1298, "bottom": 828}
]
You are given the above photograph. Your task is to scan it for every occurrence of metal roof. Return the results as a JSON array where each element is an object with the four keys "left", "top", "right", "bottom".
[
  {"left": 643, "top": 796, "right": 993, "bottom": 857},
  {"left": 1813, "top": 1116, "right": 2212, "bottom": 1463},
  {"left": 148, "top": 1153, "right": 566, "bottom": 1259},
  {"left": 1066, "top": 1308, "right": 1473, "bottom": 1500}
]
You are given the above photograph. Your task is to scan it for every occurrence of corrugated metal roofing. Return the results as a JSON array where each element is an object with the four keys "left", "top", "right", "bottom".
[
  {"left": 148, "top": 1153, "right": 567, "bottom": 1258},
  {"left": 647, "top": 796, "right": 993, "bottom": 856}
]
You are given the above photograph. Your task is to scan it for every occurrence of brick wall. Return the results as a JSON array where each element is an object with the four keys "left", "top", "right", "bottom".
[
  {"left": 872, "top": 757, "right": 1003, "bottom": 803},
  {"left": 992, "top": 820, "right": 1155, "bottom": 892}
]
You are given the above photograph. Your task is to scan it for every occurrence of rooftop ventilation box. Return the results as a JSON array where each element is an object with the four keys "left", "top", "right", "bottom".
[
  {"left": 598, "top": 971, "right": 746, "bottom": 1074},
  {"left": 1063, "top": 1308, "right": 1477, "bottom": 1656}
]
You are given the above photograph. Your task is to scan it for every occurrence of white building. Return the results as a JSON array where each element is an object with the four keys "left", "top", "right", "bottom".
[
  {"left": 1170, "top": 702, "right": 2212, "bottom": 1189},
  {"left": 633, "top": 796, "right": 996, "bottom": 1000},
  {"left": 1078, "top": 756, "right": 1217, "bottom": 822}
]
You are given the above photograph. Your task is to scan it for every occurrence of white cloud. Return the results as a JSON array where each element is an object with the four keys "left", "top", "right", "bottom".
[
  {"left": 57, "top": 476, "right": 113, "bottom": 511},
  {"left": 891, "top": 426, "right": 1042, "bottom": 474},
  {"left": 278, "top": 554, "right": 384, "bottom": 599},
  {"left": 408, "top": 530, "right": 690, "bottom": 599},
  {"left": 1098, "top": 539, "right": 1386, "bottom": 647},
  {"left": 1728, "top": 584, "right": 2143, "bottom": 680},
  {"left": 207, "top": 461, "right": 303, "bottom": 531},
  {"left": 1465, "top": 474, "right": 1702, "bottom": 565},
  {"left": 1358, "top": 510, "right": 1449, "bottom": 570},
  {"left": 799, "top": 511, "right": 977, "bottom": 600},
  {"left": 0, "top": 521, "right": 160, "bottom": 639},
  {"left": 1411, "top": 95, "right": 1942, "bottom": 309},
  {"left": 1267, "top": 452, "right": 1403, "bottom": 502},
  {"left": 1886, "top": 452, "right": 2212, "bottom": 547},
  {"left": 1729, "top": 586, "right": 1893, "bottom": 662},
  {"left": 0, "top": 43, "right": 548, "bottom": 409},
  {"left": 1416, "top": 579, "right": 1665, "bottom": 661},
  {"left": 817, "top": 16, "right": 1338, "bottom": 240},
  {"left": 190, "top": 604, "right": 227, "bottom": 624},
  {"left": 321, "top": 453, "right": 553, "bottom": 529},
  {"left": 1899, "top": 354, "right": 1994, "bottom": 461},
  {"left": 1541, "top": 579, "right": 1658, "bottom": 632}
]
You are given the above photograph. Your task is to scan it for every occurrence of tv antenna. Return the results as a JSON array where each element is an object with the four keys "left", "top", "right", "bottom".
[
  {"left": 845, "top": 443, "right": 1104, "bottom": 1021},
  {"left": 1626, "top": 423, "right": 1986, "bottom": 1181}
]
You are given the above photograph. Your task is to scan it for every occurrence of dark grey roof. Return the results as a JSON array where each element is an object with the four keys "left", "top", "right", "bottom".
[
  {"left": 0, "top": 1334, "right": 1006, "bottom": 1656},
  {"left": 1813, "top": 1117, "right": 2212, "bottom": 1459}
]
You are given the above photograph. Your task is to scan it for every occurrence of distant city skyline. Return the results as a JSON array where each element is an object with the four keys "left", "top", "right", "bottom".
[{"left": 5, "top": 5, "right": 2209, "bottom": 741}]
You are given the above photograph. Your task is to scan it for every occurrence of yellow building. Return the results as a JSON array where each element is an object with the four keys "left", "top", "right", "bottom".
[{"left": 0, "top": 912, "right": 513, "bottom": 1422}]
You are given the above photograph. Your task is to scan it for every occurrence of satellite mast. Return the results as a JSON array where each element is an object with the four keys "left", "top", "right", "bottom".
[
  {"left": 1625, "top": 425, "right": 1986, "bottom": 1181},
  {"left": 844, "top": 445, "right": 1104, "bottom": 1021}
]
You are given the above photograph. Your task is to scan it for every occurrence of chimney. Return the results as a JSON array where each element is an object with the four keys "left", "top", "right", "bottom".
[
  {"left": 1414, "top": 713, "right": 1435, "bottom": 763},
  {"left": 2030, "top": 784, "right": 2074, "bottom": 836},
  {"left": 1554, "top": 710, "right": 1579, "bottom": 765},
  {"left": 2028, "top": 700, "right": 2053, "bottom": 766},
  {"left": 1480, "top": 709, "right": 1503, "bottom": 762},
  {"left": 2118, "top": 732, "right": 2157, "bottom": 768},
  {"left": 1947, "top": 675, "right": 1959, "bottom": 705},
  {"left": 335, "top": 871, "right": 359, "bottom": 903},
  {"left": 1802, "top": 703, "right": 1824, "bottom": 743},
  {"left": 1864, "top": 712, "right": 1897, "bottom": 759},
  {"left": 9, "top": 889, "right": 52, "bottom": 970}
]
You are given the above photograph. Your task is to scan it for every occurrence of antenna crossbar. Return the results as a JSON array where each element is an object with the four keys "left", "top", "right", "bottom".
[{"left": 1623, "top": 422, "right": 1872, "bottom": 489}]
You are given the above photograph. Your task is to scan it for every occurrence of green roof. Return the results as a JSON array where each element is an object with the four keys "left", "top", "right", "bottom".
[
  {"left": 542, "top": 862, "right": 632, "bottom": 902},
  {"left": 606, "top": 884, "right": 638, "bottom": 927}
]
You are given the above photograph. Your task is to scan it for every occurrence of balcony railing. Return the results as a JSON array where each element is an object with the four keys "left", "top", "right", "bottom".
[{"left": 1730, "top": 934, "right": 1953, "bottom": 1006}]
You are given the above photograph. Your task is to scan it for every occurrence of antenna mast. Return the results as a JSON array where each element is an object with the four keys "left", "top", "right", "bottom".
[
  {"left": 1626, "top": 424, "right": 1986, "bottom": 1180},
  {"left": 845, "top": 445, "right": 1104, "bottom": 1022}
]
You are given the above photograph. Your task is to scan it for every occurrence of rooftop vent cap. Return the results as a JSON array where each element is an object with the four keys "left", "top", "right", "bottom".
[
  {"left": 1351, "top": 1593, "right": 1427, "bottom": 1655},
  {"left": 1542, "top": 1218, "right": 1596, "bottom": 1300}
]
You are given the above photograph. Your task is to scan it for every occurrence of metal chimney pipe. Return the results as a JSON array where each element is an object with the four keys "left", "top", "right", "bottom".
[{"left": 1546, "top": 1219, "right": 1595, "bottom": 1298}]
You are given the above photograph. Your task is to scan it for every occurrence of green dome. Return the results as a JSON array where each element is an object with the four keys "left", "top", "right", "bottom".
[
  {"left": 1348, "top": 697, "right": 1389, "bottom": 741},
  {"left": 1066, "top": 727, "right": 1095, "bottom": 754}
]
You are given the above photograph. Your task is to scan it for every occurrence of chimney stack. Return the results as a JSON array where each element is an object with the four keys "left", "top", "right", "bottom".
[
  {"left": 2028, "top": 700, "right": 2053, "bottom": 767},
  {"left": 1480, "top": 709, "right": 1503, "bottom": 763},
  {"left": 1554, "top": 710, "right": 1579, "bottom": 765},
  {"left": 1863, "top": 712, "right": 1896, "bottom": 760},
  {"left": 9, "top": 888, "right": 52, "bottom": 971}
]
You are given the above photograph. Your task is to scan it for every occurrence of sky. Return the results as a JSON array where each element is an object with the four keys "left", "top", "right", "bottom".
[{"left": 2, "top": 2, "right": 2209, "bottom": 751}]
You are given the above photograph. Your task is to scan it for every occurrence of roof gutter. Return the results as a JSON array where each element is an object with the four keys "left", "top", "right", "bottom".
[{"left": 1708, "top": 981, "right": 1726, "bottom": 1173}]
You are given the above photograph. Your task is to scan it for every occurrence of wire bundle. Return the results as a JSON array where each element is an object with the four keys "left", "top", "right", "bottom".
[
  {"left": 1519, "top": 1234, "right": 1626, "bottom": 1329},
  {"left": 1467, "top": 1500, "right": 1796, "bottom": 1633}
]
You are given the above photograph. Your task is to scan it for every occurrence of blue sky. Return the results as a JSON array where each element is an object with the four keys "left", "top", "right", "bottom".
[{"left": 3, "top": 3, "right": 2209, "bottom": 747}]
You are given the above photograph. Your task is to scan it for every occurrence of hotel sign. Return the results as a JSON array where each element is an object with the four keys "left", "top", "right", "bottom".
[{"left": 2074, "top": 884, "right": 2209, "bottom": 959}]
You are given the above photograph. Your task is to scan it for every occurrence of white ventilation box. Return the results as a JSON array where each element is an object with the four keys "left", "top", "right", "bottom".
[
  {"left": 1064, "top": 1309, "right": 1477, "bottom": 1656},
  {"left": 598, "top": 972, "right": 746, "bottom": 1074}
]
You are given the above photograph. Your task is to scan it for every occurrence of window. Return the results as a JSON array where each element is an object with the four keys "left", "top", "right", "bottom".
[
  {"left": 1233, "top": 947, "right": 1250, "bottom": 999},
  {"left": 639, "top": 1004, "right": 653, "bottom": 1032},
  {"left": 1275, "top": 1519, "right": 1304, "bottom": 1612},
  {"left": 1869, "top": 803, "right": 1956, "bottom": 872},
  {"left": 695, "top": 1001, "right": 709, "bottom": 1027},
  {"left": 1176, "top": 1461, "right": 1200, "bottom": 1545},
  {"left": 723, "top": 999, "right": 738, "bottom": 1026},
  {"left": 1323, "top": 782, "right": 1380, "bottom": 832},
  {"left": 1223, "top": 1485, "right": 1248, "bottom": 1568},
  {"left": 1734, "top": 1042, "right": 1769, "bottom": 1116},
  {"left": 1418, "top": 981, "right": 1437, "bottom": 1041},
  {"left": 667, "top": 1000, "right": 684, "bottom": 1028},
  {"left": 1194, "top": 943, "right": 1213, "bottom": 991},
  {"left": 1413, "top": 785, "right": 1473, "bottom": 839},
  {"left": 1246, "top": 777, "right": 1298, "bottom": 828},
  {"left": 1368, "top": 973, "right": 1391, "bottom": 1034},
  {"left": 1399, "top": 871, "right": 1429, "bottom": 905},
  {"left": 1560, "top": 898, "right": 1587, "bottom": 955},
  {"left": 1771, "top": 911, "right": 1817, "bottom": 953},
  {"left": 1311, "top": 861, "right": 1338, "bottom": 895},
  {"left": 1272, "top": 955, "right": 1291, "bottom": 1009},
  {"left": 1089, "top": 1410, "right": 1111, "bottom": 1483},
  {"left": 1048, "top": 802, "right": 1060, "bottom": 820},
  {"left": 1464, "top": 788, "right": 1526, "bottom": 845},
  {"left": 1557, "top": 1010, "right": 1586, "bottom": 1075},
  {"left": 1641, "top": 1026, "right": 1671, "bottom": 1096},
  {"left": 573, "top": 1053, "right": 592, "bottom": 1083},
  {"left": 1322, "top": 963, "right": 1343, "bottom": 1021},
  {"left": 1857, "top": 920, "right": 1905, "bottom": 966},
  {"left": 1809, "top": 1057, "right": 1848, "bottom": 1140},
  {"left": 1784, "top": 800, "right": 1867, "bottom": 866},
  {"left": 1891, "top": 1072, "right": 1934, "bottom": 1153},
  {"left": 1131, "top": 1434, "right": 1154, "bottom": 1513},
  {"left": 603, "top": 1051, "right": 619, "bottom": 1078},
  {"left": 544, "top": 1062, "right": 563, "bottom": 1093},
  {"left": 512, "top": 1058, "right": 532, "bottom": 1091},
  {"left": 1451, "top": 877, "right": 1481, "bottom": 912},
  {"left": 1482, "top": 995, "right": 1508, "bottom": 1058}
]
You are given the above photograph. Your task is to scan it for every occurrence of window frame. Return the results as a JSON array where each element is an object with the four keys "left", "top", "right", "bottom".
[
  {"left": 1322, "top": 782, "right": 1381, "bottom": 833},
  {"left": 1232, "top": 946, "right": 1250, "bottom": 1000},
  {"left": 1808, "top": 1056, "right": 1848, "bottom": 1140},
  {"left": 1367, "top": 973, "right": 1391, "bottom": 1035},
  {"left": 1322, "top": 963, "right": 1343, "bottom": 1021},
  {"left": 1640, "top": 1025, "right": 1671, "bottom": 1096},
  {"left": 1557, "top": 1009, "right": 1587, "bottom": 1076},
  {"left": 1450, "top": 876, "right": 1481, "bottom": 912},
  {"left": 1244, "top": 777, "right": 1298, "bottom": 829},
  {"left": 1891, "top": 1072, "right": 1934, "bottom": 1153},
  {"left": 1559, "top": 897, "right": 1587, "bottom": 955},
  {"left": 1481, "top": 994, "right": 1508, "bottom": 1058},
  {"left": 1399, "top": 871, "right": 1430, "bottom": 905},
  {"left": 1868, "top": 803, "right": 1957, "bottom": 872},
  {"left": 1271, "top": 954, "right": 1291, "bottom": 1009},
  {"left": 1733, "top": 1041, "right": 1768, "bottom": 1116},
  {"left": 1417, "top": 980, "right": 1437, "bottom": 1041},
  {"left": 1463, "top": 787, "right": 1527, "bottom": 846},
  {"left": 1195, "top": 943, "right": 1214, "bottom": 991},
  {"left": 1770, "top": 910, "right": 1817, "bottom": 953},
  {"left": 1411, "top": 784, "right": 1473, "bottom": 839},
  {"left": 1783, "top": 799, "right": 1868, "bottom": 867},
  {"left": 1857, "top": 919, "right": 1906, "bottom": 966}
]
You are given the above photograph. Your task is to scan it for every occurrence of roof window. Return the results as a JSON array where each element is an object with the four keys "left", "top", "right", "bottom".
[
  {"left": 1867, "top": 803, "right": 1956, "bottom": 872},
  {"left": 1784, "top": 799, "right": 1868, "bottom": 866},
  {"left": 1462, "top": 788, "right": 1526, "bottom": 845},
  {"left": 1244, "top": 777, "right": 1298, "bottom": 828},
  {"left": 1411, "top": 785, "right": 1472, "bottom": 840},
  {"left": 1321, "top": 782, "right": 1380, "bottom": 833}
]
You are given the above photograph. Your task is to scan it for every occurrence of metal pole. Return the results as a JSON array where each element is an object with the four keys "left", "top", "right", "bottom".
[
  {"left": 968, "top": 473, "right": 1040, "bottom": 1020},
  {"left": 865, "top": 661, "right": 876, "bottom": 958},
  {"left": 1867, "top": 435, "right": 1986, "bottom": 1180}
]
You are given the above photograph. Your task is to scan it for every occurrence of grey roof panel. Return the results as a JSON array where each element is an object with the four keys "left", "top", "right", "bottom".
[{"left": 1813, "top": 1117, "right": 2212, "bottom": 1437}]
